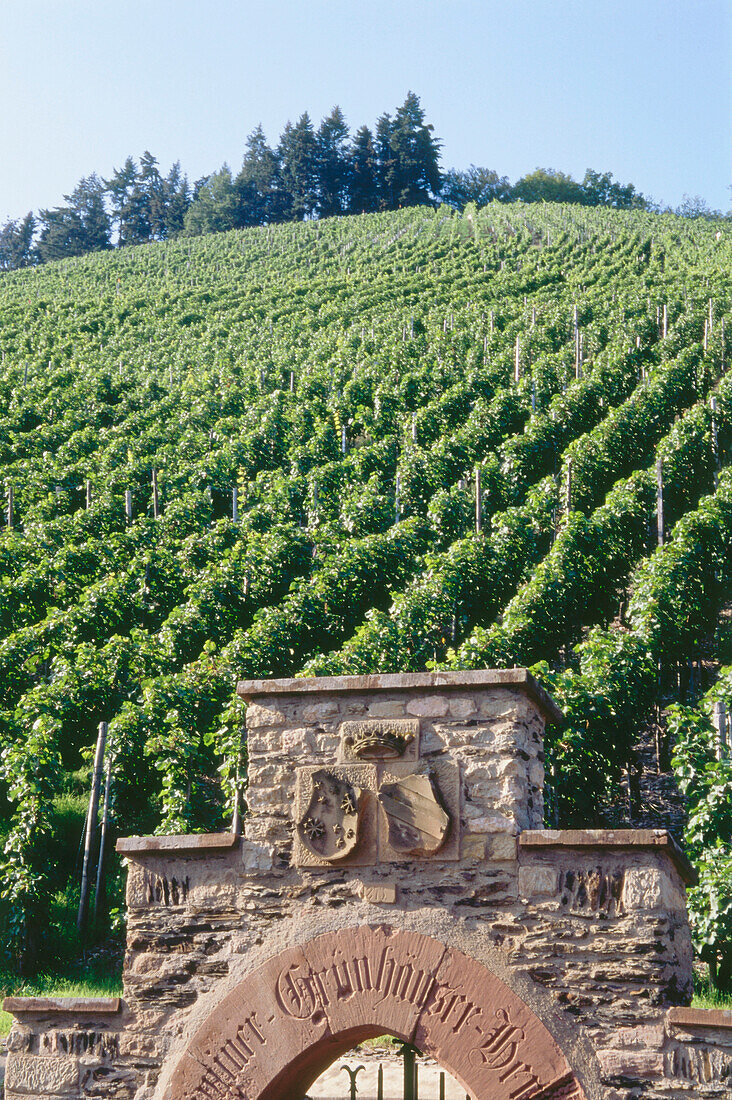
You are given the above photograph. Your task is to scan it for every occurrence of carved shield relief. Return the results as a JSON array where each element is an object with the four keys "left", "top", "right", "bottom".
[
  {"left": 378, "top": 770, "right": 450, "bottom": 856},
  {"left": 297, "top": 769, "right": 363, "bottom": 861}
]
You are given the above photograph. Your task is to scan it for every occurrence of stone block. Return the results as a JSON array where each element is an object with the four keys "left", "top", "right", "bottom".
[
  {"left": 485, "top": 834, "right": 518, "bottom": 861},
  {"left": 597, "top": 1049, "right": 665, "bottom": 1078},
  {"left": 518, "top": 865, "right": 560, "bottom": 899},
  {"left": 245, "top": 702, "right": 288, "bottom": 728},
  {"left": 301, "top": 700, "right": 340, "bottom": 723},
  {"left": 622, "top": 868, "right": 683, "bottom": 912},
  {"left": 361, "top": 883, "right": 397, "bottom": 904},
  {"left": 614, "top": 1023, "right": 665, "bottom": 1049},
  {"left": 365, "top": 700, "right": 407, "bottom": 718},
  {"left": 461, "top": 835, "right": 486, "bottom": 862},
  {"left": 448, "top": 695, "right": 477, "bottom": 719},
  {"left": 6, "top": 1054, "right": 79, "bottom": 1095},
  {"left": 406, "top": 695, "right": 449, "bottom": 717}
]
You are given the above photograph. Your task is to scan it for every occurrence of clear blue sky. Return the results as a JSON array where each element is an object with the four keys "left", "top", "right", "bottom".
[{"left": 1, "top": 0, "right": 730, "bottom": 221}]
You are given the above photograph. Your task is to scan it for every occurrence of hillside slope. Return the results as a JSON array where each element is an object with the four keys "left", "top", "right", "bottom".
[{"left": 1, "top": 204, "right": 731, "bottom": 973}]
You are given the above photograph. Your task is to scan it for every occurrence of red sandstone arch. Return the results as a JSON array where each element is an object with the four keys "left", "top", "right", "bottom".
[{"left": 164, "top": 925, "right": 586, "bottom": 1100}]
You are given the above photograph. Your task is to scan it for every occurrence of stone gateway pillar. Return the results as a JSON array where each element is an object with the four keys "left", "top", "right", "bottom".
[{"left": 5, "top": 670, "right": 732, "bottom": 1099}]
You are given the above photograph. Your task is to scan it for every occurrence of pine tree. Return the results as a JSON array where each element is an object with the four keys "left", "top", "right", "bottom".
[
  {"left": 348, "top": 126, "right": 379, "bottom": 214},
  {"left": 278, "top": 113, "right": 318, "bottom": 220},
  {"left": 36, "top": 175, "right": 111, "bottom": 262},
  {"left": 315, "top": 106, "right": 350, "bottom": 218},
  {"left": 237, "top": 126, "right": 284, "bottom": 225},
  {"left": 375, "top": 113, "right": 397, "bottom": 210},
  {"left": 389, "top": 92, "right": 441, "bottom": 207},
  {"left": 162, "top": 162, "right": 192, "bottom": 237},
  {"left": 184, "top": 165, "right": 241, "bottom": 235},
  {"left": 140, "top": 152, "right": 166, "bottom": 240},
  {"left": 0, "top": 213, "right": 36, "bottom": 270}
]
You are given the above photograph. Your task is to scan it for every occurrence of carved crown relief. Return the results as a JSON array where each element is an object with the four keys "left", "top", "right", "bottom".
[
  {"left": 341, "top": 718, "right": 419, "bottom": 761},
  {"left": 293, "top": 716, "right": 459, "bottom": 867}
]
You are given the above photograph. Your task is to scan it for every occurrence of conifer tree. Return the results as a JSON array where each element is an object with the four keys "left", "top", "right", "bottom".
[
  {"left": 184, "top": 165, "right": 241, "bottom": 235},
  {"left": 348, "top": 126, "right": 379, "bottom": 214},
  {"left": 0, "top": 213, "right": 35, "bottom": 270},
  {"left": 389, "top": 92, "right": 441, "bottom": 207},
  {"left": 237, "top": 126, "right": 284, "bottom": 225},
  {"left": 278, "top": 113, "right": 319, "bottom": 220},
  {"left": 162, "top": 162, "right": 192, "bottom": 236},
  {"left": 315, "top": 106, "right": 350, "bottom": 218},
  {"left": 375, "top": 113, "right": 397, "bottom": 210}
]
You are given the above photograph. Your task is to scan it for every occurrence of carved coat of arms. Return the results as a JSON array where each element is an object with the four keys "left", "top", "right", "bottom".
[
  {"left": 297, "top": 769, "right": 363, "bottom": 861},
  {"left": 378, "top": 770, "right": 450, "bottom": 856}
]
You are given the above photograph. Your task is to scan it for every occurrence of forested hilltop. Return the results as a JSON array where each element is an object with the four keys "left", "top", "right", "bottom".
[
  {"left": 0, "top": 92, "right": 667, "bottom": 273},
  {"left": 1, "top": 203, "right": 732, "bottom": 993}
]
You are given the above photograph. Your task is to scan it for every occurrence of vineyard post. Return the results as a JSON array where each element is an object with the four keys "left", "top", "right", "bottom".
[
  {"left": 6, "top": 484, "right": 13, "bottom": 528},
  {"left": 475, "top": 466, "right": 482, "bottom": 533},
  {"left": 663, "top": 303, "right": 668, "bottom": 339},
  {"left": 531, "top": 378, "right": 536, "bottom": 412},
  {"left": 711, "top": 396, "right": 719, "bottom": 490},
  {"left": 125, "top": 490, "right": 133, "bottom": 523},
  {"left": 341, "top": 424, "right": 347, "bottom": 455},
  {"left": 713, "top": 700, "right": 728, "bottom": 759},
  {"left": 85, "top": 480, "right": 92, "bottom": 509},
  {"left": 722, "top": 318, "right": 726, "bottom": 374},
  {"left": 395, "top": 474, "right": 401, "bottom": 525},
  {"left": 411, "top": 412, "right": 417, "bottom": 442},
  {"left": 78, "top": 721, "right": 107, "bottom": 938},
  {"left": 290, "top": 371, "right": 295, "bottom": 392},
  {"left": 656, "top": 458, "right": 664, "bottom": 546},
  {"left": 565, "top": 459, "right": 573, "bottom": 515},
  {"left": 232, "top": 486, "right": 239, "bottom": 524},
  {"left": 514, "top": 335, "right": 520, "bottom": 383},
  {"left": 152, "top": 469, "right": 159, "bottom": 519},
  {"left": 92, "top": 752, "right": 113, "bottom": 930}
]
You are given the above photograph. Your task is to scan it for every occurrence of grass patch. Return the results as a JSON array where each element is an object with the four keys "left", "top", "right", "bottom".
[
  {"left": 0, "top": 963, "right": 123, "bottom": 1037},
  {"left": 691, "top": 967, "right": 732, "bottom": 1010}
]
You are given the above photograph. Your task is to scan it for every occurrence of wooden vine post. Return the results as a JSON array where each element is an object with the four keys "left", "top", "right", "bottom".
[
  {"left": 711, "top": 396, "right": 719, "bottom": 490},
  {"left": 78, "top": 721, "right": 107, "bottom": 938},
  {"left": 565, "top": 458, "right": 573, "bottom": 515},
  {"left": 6, "top": 484, "right": 13, "bottom": 529},
  {"left": 152, "top": 469, "right": 160, "bottom": 519},
  {"left": 125, "top": 490, "right": 133, "bottom": 523},
  {"left": 656, "top": 458, "right": 664, "bottom": 546},
  {"left": 92, "top": 752, "right": 113, "bottom": 929},
  {"left": 475, "top": 466, "right": 482, "bottom": 533}
]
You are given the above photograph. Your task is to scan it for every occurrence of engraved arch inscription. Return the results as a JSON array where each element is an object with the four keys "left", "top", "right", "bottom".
[{"left": 163, "top": 926, "right": 586, "bottom": 1100}]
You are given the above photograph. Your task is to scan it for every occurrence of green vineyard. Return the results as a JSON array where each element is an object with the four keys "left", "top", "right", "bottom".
[{"left": 1, "top": 203, "right": 731, "bottom": 986}]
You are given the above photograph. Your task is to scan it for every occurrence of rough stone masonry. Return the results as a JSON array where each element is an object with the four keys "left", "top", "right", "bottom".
[{"left": 4, "top": 669, "right": 732, "bottom": 1099}]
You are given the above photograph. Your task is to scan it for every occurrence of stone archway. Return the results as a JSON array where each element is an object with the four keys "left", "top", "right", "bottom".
[{"left": 163, "top": 925, "right": 587, "bottom": 1100}]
